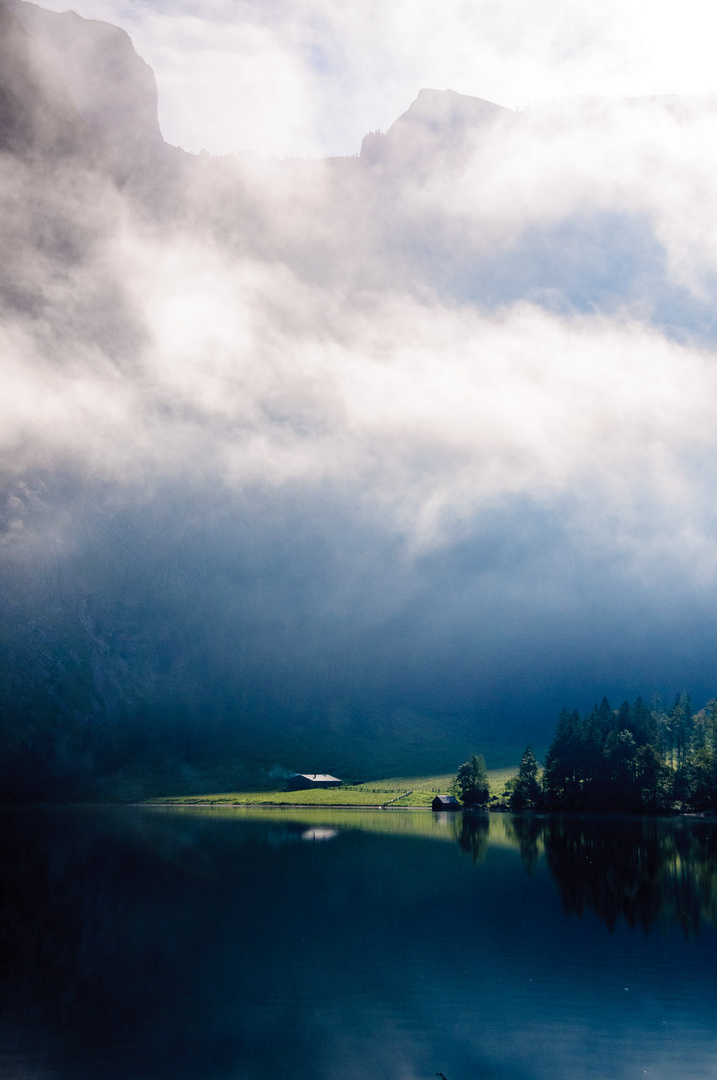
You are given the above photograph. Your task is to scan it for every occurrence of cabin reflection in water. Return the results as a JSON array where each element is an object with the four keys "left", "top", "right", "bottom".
[{"left": 300, "top": 827, "right": 339, "bottom": 842}]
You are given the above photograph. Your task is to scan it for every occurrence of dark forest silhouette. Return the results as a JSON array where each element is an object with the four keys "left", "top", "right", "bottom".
[{"left": 508, "top": 695, "right": 717, "bottom": 814}]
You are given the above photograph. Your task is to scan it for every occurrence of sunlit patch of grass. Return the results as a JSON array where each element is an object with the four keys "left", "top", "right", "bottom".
[
  {"left": 154, "top": 788, "right": 392, "bottom": 806},
  {"left": 149, "top": 767, "right": 517, "bottom": 806},
  {"left": 487, "top": 766, "right": 520, "bottom": 794}
]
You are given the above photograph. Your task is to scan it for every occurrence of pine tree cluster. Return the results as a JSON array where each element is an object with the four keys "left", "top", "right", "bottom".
[{"left": 527, "top": 695, "right": 717, "bottom": 813}]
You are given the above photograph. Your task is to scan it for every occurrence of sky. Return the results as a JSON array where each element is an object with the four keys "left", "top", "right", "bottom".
[
  {"left": 26, "top": 0, "right": 717, "bottom": 156},
  {"left": 4, "top": 0, "right": 717, "bottom": 782}
]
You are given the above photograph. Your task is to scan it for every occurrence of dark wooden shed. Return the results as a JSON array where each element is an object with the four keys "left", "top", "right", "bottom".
[
  {"left": 432, "top": 794, "right": 461, "bottom": 811},
  {"left": 286, "top": 773, "right": 342, "bottom": 790}
]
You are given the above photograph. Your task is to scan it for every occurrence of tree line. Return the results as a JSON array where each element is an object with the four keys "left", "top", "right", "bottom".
[{"left": 456, "top": 694, "right": 717, "bottom": 813}]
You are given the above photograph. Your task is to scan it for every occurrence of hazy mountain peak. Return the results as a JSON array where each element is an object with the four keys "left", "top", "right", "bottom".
[
  {"left": 1, "top": 0, "right": 162, "bottom": 147},
  {"left": 361, "top": 86, "right": 511, "bottom": 167},
  {"left": 404, "top": 87, "right": 510, "bottom": 129}
]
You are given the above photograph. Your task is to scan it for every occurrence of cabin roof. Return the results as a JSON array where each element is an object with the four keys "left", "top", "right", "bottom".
[
  {"left": 293, "top": 773, "right": 341, "bottom": 783},
  {"left": 433, "top": 794, "right": 459, "bottom": 804}
]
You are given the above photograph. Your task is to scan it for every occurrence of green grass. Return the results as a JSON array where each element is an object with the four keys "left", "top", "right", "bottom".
[
  {"left": 486, "top": 766, "right": 521, "bottom": 794},
  {"left": 147, "top": 767, "right": 518, "bottom": 807},
  {"left": 155, "top": 788, "right": 399, "bottom": 806}
]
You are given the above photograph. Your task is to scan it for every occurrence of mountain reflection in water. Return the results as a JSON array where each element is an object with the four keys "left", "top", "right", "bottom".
[{"left": 2, "top": 807, "right": 717, "bottom": 1080}]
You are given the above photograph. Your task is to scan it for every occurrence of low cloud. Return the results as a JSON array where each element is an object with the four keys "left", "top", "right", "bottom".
[
  {"left": 5, "top": 6, "right": 717, "bottom": 778},
  {"left": 24, "top": 0, "right": 717, "bottom": 156},
  {"left": 4, "top": 97, "right": 717, "bottom": 570}
]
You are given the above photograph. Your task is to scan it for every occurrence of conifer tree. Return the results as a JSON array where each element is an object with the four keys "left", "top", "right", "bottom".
[{"left": 509, "top": 746, "right": 542, "bottom": 811}]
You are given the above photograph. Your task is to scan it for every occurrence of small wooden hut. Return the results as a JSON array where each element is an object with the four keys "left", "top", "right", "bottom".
[
  {"left": 286, "top": 773, "right": 342, "bottom": 790},
  {"left": 431, "top": 794, "right": 461, "bottom": 811}
]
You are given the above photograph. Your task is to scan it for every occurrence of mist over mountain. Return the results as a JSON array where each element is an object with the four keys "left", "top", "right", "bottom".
[
  {"left": 3, "top": 0, "right": 162, "bottom": 146},
  {"left": 3, "top": 0, "right": 717, "bottom": 799}
]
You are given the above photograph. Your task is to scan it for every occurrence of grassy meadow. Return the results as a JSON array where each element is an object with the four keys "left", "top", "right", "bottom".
[{"left": 148, "top": 767, "right": 518, "bottom": 807}]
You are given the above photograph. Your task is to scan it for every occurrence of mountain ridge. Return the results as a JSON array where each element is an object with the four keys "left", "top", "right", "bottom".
[{"left": 2, "top": 0, "right": 163, "bottom": 149}]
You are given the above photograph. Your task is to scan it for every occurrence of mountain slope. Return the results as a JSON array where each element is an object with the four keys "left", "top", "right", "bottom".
[
  {"left": 2, "top": 0, "right": 162, "bottom": 150},
  {"left": 0, "top": 1, "right": 96, "bottom": 156}
]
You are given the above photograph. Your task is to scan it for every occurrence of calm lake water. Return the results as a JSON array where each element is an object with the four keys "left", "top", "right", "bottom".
[{"left": 2, "top": 807, "right": 717, "bottom": 1080}]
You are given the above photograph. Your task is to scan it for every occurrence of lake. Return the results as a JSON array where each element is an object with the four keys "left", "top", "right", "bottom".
[{"left": 2, "top": 806, "right": 717, "bottom": 1080}]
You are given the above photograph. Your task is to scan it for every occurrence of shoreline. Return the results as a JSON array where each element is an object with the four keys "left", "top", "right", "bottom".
[
  {"left": 143, "top": 801, "right": 436, "bottom": 810},
  {"left": 140, "top": 802, "right": 717, "bottom": 819}
]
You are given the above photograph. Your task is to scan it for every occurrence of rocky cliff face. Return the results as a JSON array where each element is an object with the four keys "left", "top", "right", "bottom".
[
  {"left": 0, "top": 2, "right": 96, "bottom": 156},
  {"left": 2, "top": 0, "right": 162, "bottom": 149}
]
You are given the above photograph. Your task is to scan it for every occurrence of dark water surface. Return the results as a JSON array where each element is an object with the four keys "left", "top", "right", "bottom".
[{"left": 2, "top": 807, "right": 717, "bottom": 1080}]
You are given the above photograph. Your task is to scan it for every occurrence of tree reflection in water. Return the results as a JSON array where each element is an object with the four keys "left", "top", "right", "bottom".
[
  {"left": 503, "top": 815, "right": 543, "bottom": 874},
  {"left": 467, "top": 814, "right": 717, "bottom": 934},
  {"left": 455, "top": 812, "right": 489, "bottom": 863}
]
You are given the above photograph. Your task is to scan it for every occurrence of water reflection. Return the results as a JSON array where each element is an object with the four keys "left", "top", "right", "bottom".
[
  {"left": 455, "top": 812, "right": 489, "bottom": 863},
  {"left": 300, "top": 827, "right": 339, "bottom": 842},
  {"left": 545, "top": 816, "right": 717, "bottom": 933},
  {"left": 140, "top": 804, "right": 717, "bottom": 933},
  {"left": 503, "top": 815, "right": 543, "bottom": 874},
  {"left": 489, "top": 814, "right": 717, "bottom": 934},
  {"left": 3, "top": 806, "right": 717, "bottom": 1080}
]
